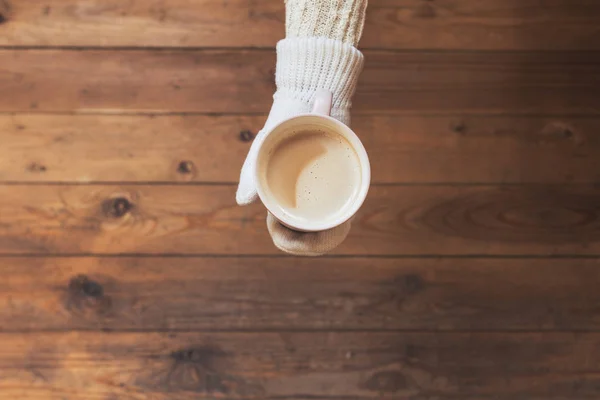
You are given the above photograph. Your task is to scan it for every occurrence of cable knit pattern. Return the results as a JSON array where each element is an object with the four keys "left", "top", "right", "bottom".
[
  {"left": 285, "top": 0, "right": 368, "bottom": 46},
  {"left": 274, "top": 37, "right": 364, "bottom": 115},
  {"left": 262, "top": 37, "right": 364, "bottom": 130}
]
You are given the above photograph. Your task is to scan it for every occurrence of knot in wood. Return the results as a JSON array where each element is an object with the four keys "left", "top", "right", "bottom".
[
  {"left": 239, "top": 130, "right": 255, "bottom": 142},
  {"left": 103, "top": 197, "right": 132, "bottom": 218},
  {"left": 391, "top": 273, "right": 425, "bottom": 296},
  {"left": 69, "top": 274, "right": 103, "bottom": 298},
  {"left": 27, "top": 162, "right": 47, "bottom": 173},
  {"left": 0, "top": 14, "right": 6, "bottom": 24},
  {"left": 449, "top": 120, "right": 467, "bottom": 134},
  {"left": 178, "top": 349, "right": 203, "bottom": 363},
  {"left": 541, "top": 122, "right": 575, "bottom": 140},
  {"left": 558, "top": 127, "right": 573, "bottom": 138},
  {"left": 171, "top": 346, "right": 226, "bottom": 366},
  {"left": 64, "top": 274, "right": 111, "bottom": 317},
  {"left": 177, "top": 160, "right": 194, "bottom": 174},
  {"left": 402, "top": 274, "right": 424, "bottom": 294}
]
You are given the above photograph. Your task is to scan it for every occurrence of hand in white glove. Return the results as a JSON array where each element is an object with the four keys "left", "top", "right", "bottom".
[{"left": 236, "top": 37, "right": 364, "bottom": 256}]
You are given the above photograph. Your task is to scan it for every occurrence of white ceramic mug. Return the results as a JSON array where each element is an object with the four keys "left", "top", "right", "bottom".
[{"left": 254, "top": 91, "right": 371, "bottom": 232}]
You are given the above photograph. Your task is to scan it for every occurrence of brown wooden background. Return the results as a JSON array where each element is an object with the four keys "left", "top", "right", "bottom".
[{"left": 1, "top": 0, "right": 600, "bottom": 398}]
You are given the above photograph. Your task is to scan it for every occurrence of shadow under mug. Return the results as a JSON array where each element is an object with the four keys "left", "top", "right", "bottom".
[{"left": 254, "top": 91, "right": 371, "bottom": 232}]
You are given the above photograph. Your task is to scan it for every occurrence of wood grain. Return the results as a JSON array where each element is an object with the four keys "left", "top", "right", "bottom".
[
  {"left": 0, "top": 49, "right": 276, "bottom": 113},
  {"left": 2, "top": 50, "right": 600, "bottom": 114},
  {"left": 0, "top": 184, "right": 599, "bottom": 255},
  {"left": 1, "top": 1, "right": 598, "bottom": 398},
  {"left": 2, "top": 257, "right": 600, "bottom": 331},
  {"left": 1, "top": 0, "right": 600, "bottom": 50},
  {"left": 2, "top": 114, "right": 599, "bottom": 184},
  {"left": 2, "top": 331, "right": 600, "bottom": 399}
]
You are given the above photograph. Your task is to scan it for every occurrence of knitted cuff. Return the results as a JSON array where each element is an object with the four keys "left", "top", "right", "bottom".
[
  {"left": 274, "top": 37, "right": 364, "bottom": 116},
  {"left": 285, "top": 0, "right": 368, "bottom": 46}
]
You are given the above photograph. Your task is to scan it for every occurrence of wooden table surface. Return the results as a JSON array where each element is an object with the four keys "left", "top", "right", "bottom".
[{"left": 1, "top": 0, "right": 600, "bottom": 398}]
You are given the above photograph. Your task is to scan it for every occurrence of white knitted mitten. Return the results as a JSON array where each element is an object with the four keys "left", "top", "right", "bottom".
[{"left": 236, "top": 37, "right": 364, "bottom": 256}]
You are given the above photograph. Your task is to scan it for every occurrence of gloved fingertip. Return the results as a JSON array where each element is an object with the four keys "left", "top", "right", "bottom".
[{"left": 236, "top": 184, "right": 258, "bottom": 205}]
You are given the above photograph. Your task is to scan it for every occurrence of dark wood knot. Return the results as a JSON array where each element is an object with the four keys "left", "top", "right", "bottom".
[
  {"left": 69, "top": 274, "right": 103, "bottom": 298},
  {"left": 65, "top": 274, "right": 111, "bottom": 317},
  {"left": 149, "top": 345, "right": 263, "bottom": 395},
  {"left": 103, "top": 197, "right": 133, "bottom": 218},
  {"left": 27, "top": 162, "right": 47, "bottom": 173},
  {"left": 402, "top": 274, "right": 424, "bottom": 294},
  {"left": 540, "top": 122, "right": 576, "bottom": 141},
  {"left": 165, "top": 346, "right": 245, "bottom": 394},
  {"left": 177, "top": 160, "right": 194, "bottom": 174},
  {"left": 239, "top": 130, "right": 255, "bottom": 142},
  {"left": 391, "top": 273, "right": 425, "bottom": 296},
  {"left": 0, "top": 14, "right": 6, "bottom": 24},
  {"left": 171, "top": 346, "right": 226, "bottom": 366},
  {"left": 449, "top": 120, "right": 467, "bottom": 134}
]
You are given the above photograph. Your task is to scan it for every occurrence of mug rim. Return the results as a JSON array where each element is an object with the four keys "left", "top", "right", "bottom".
[{"left": 254, "top": 113, "right": 371, "bottom": 232}]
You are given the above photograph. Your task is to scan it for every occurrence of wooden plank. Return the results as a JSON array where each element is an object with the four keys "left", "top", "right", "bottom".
[
  {"left": 2, "top": 50, "right": 600, "bottom": 114},
  {"left": 1, "top": 0, "right": 600, "bottom": 50},
  {"left": 2, "top": 114, "right": 599, "bottom": 184},
  {"left": 360, "top": 0, "right": 600, "bottom": 51},
  {"left": 0, "top": 184, "right": 598, "bottom": 255},
  {"left": 0, "top": 49, "right": 276, "bottom": 113},
  {"left": 2, "top": 331, "right": 600, "bottom": 399},
  {"left": 2, "top": 257, "right": 600, "bottom": 331}
]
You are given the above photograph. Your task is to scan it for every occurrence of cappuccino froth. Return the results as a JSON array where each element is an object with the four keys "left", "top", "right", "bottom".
[{"left": 263, "top": 130, "right": 361, "bottom": 222}]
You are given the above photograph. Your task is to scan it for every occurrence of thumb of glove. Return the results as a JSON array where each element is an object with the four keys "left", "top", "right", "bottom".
[{"left": 236, "top": 128, "right": 268, "bottom": 205}]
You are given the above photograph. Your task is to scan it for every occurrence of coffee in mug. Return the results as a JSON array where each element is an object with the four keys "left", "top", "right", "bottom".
[
  {"left": 255, "top": 91, "right": 370, "bottom": 232},
  {"left": 263, "top": 128, "right": 361, "bottom": 221}
]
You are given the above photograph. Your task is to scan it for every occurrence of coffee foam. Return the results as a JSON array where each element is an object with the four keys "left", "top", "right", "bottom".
[{"left": 263, "top": 129, "right": 361, "bottom": 222}]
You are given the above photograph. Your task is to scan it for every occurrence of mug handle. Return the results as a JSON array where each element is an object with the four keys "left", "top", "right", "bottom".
[{"left": 312, "top": 90, "right": 332, "bottom": 116}]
